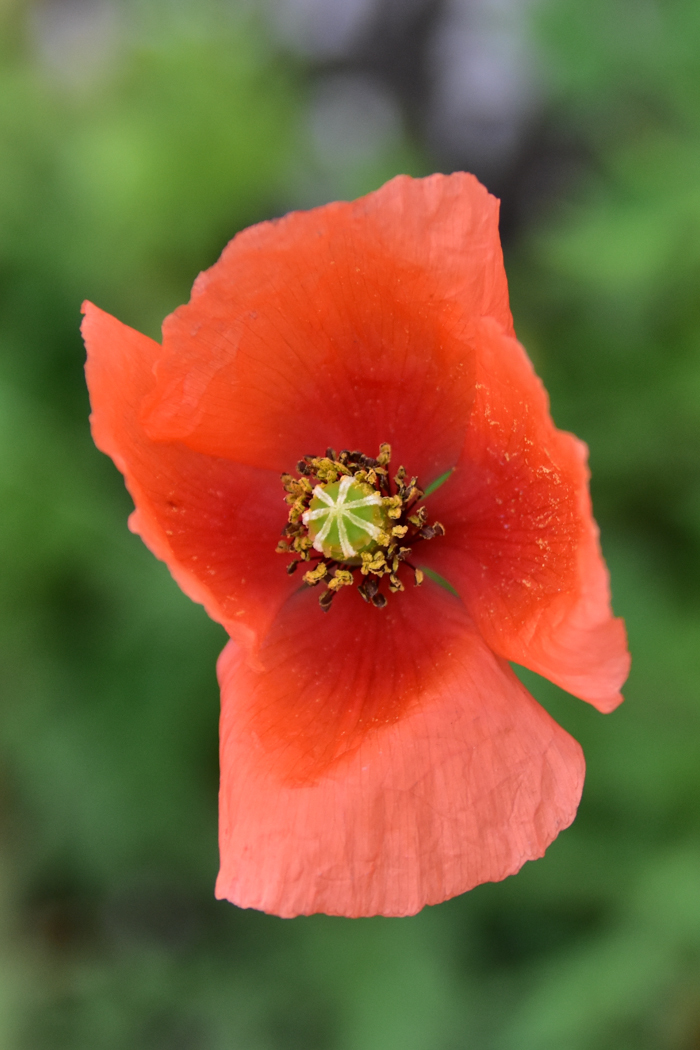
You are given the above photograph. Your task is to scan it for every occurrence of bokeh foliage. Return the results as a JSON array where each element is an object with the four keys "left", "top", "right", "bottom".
[{"left": 0, "top": 0, "right": 699, "bottom": 1047}]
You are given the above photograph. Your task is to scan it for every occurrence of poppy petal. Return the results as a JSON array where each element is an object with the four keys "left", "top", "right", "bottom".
[
  {"left": 423, "top": 317, "right": 629, "bottom": 712},
  {"left": 141, "top": 173, "right": 511, "bottom": 482},
  {"left": 215, "top": 581, "right": 585, "bottom": 918},
  {"left": 82, "top": 302, "right": 296, "bottom": 649}
]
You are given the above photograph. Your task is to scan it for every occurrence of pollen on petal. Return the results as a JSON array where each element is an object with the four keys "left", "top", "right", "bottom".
[
  {"left": 81, "top": 171, "right": 627, "bottom": 922},
  {"left": 423, "top": 317, "right": 629, "bottom": 710}
]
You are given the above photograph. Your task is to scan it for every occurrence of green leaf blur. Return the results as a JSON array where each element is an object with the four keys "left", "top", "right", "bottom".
[{"left": 1, "top": 0, "right": 699, "bottom": 1047}]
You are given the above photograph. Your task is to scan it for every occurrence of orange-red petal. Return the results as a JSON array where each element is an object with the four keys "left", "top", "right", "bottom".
[
  {"left": 215, "top": 581, "right": 585, "bottom": 917},
  {"left": 82, "top": 171, "right": 627, "bottom": 920},
  {"left": 140, "top": 173, "right": 511, "bottom": 482},
  {"left": 82, "top": 301, "right": 296, "bottom": 649},
  {"left": 423, "top": 318, "right": 629, "bottom": 712}
]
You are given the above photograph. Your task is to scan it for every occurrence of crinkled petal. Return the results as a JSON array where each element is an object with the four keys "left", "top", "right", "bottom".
[
  {"left": 141, "top": 173, "right": 511, "bottom": 480},
  {"left": 215, "top": 581, "right": 585, "bottom": 917},
  {"left": 423, "top": 318, "right": 629, "bottom": 712},
  {"left": 82, "top": 301, "right": 296, "bottom": 649}
]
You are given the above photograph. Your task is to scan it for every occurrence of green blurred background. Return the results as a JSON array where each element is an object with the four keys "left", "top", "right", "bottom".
[{"left": 1, "top": 0, "right": 700, "bottom": 1046}]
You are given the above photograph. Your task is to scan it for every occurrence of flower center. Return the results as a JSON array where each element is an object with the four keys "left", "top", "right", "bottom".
[
  {"left": 276, "top": 444, "right": 445, "bottom": 611},
  {"left": 302, "top": 476, "right": 389, "bottom": 562}
]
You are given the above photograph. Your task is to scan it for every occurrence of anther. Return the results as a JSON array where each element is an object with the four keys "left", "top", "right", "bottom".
[
  {"left": 303, "top": 563, "right": 328, "bottom": 586},
  {"left": 277, "top": 442, "right": 446, "bottom": 611}
]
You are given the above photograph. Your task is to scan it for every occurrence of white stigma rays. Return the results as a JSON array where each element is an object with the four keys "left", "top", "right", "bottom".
[{"left": 302, "top": 475, "right": 384, "bottom": 560}]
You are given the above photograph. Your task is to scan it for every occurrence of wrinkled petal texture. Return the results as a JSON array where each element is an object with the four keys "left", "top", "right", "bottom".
[
  {"left": 216, "top": 582, "right": 585, "bottom": 917},
  {"left": 82, "top": 303, "right": 297, "bottom": 649},
  {"left": 82, "top": 172, "right": 629, "bottom": 920},
  {"left": 423, "top": 318, "right": 629, "bottom": 711},
  {"left": 141, "top": 173, "right": 513, "bottom": 483}
]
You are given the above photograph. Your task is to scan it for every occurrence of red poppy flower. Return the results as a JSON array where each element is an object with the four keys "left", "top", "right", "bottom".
[{"left": 82, "top": 173, "right": 629, "bottom": 918}]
